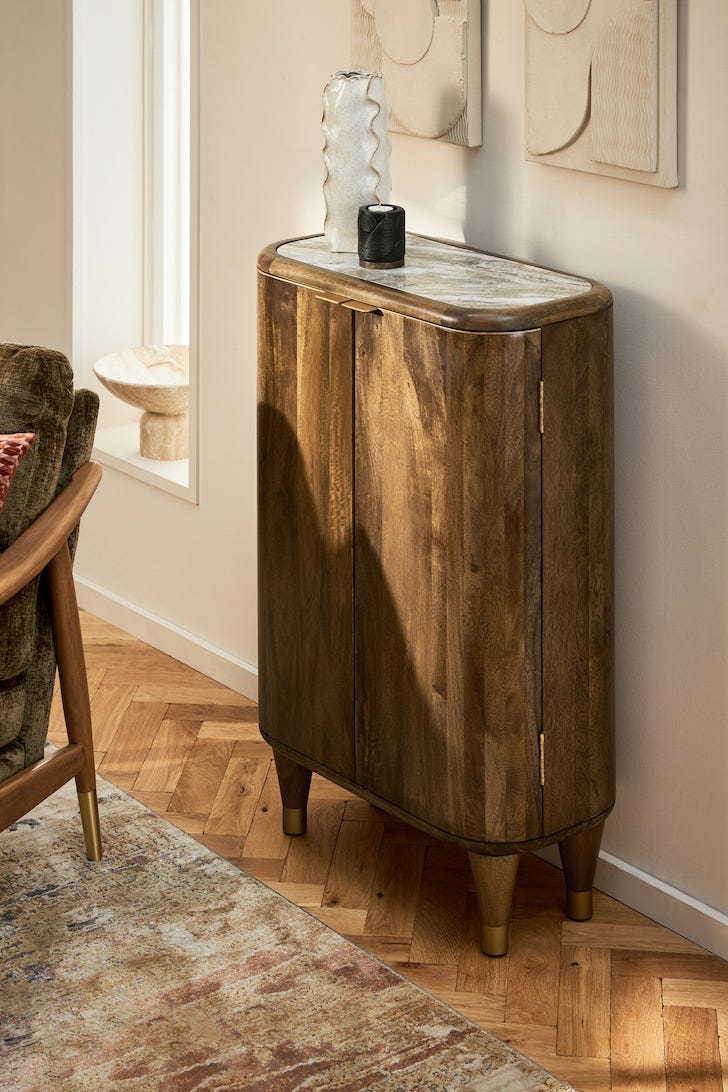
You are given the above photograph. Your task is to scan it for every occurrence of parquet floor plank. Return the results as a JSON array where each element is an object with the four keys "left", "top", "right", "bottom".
[
  {"left": 167, "top": 703, "right": 256, "bottom": 722},
  {"left": 390, "top": 961, "right": 458, "bottom": 993},
  {"left": 243, "top": 764, "right": 296, "bottom": 861},
  {"left": 717, "top": 1010, "right": 728, "bottom": 1092},
  {"left": 664, "top": 1006, "right": 723, "bottom": 1092},
  {"left": 239, "top": 857, "right": 285, "bottom": 883},
  {"left": 505, "top": 910, "right": 562, "bottom": 1026},
  {"left": 409, "top": 851, "right": 469, "bottom": 965},
  {"left": 343, "top": 934, "right": 412, "bottom": 962},
  {"left": 322, "top": 819, "right": 385, "bottom": 911},
  {"left": 556, "top": 945, "right": 611, "bottom": 1059},
  {"left": 133, "top": 791, "right": 173, "bottom": 813},
  {"left": 364, "top": 843, "right": 425, "bottom": 937},
  {"left": 198, "top": 833, "right": 246, "bottom": 861},
  {"left": 279, "top": 800, "right": 345, "bottom": 886},
  {"left": 308, "top": 906, "right": 369, "bottom": 934},
  {"left": 205, "top": 755, "right": 270, "bottom": 838},
  {"left": 98, "top": 700, "right": 167, "bottom": 778},
  {"left": 135, "top": 685, "right": 254, "bottom": 707},
  {"left": 662, "top": 980, "right": 728, "bottom": 1016},
  {"left": 134, "top": 719, "right": 200, "bottom": 793},
  {"left": 564, "top": 921, "right": 702, "bottom": 955},
  {"left": 613, "top": 950, "right": 728, "bottom": 982},
  {"left": 197, "top": 721, "right": 261, "bottom": 741},
  {"left": 78, "top": 610, "right": 728, "bottom": 1092},
  {"left": 90, "top": 684, "right": 139, "bottom": 752},
  {"left": 611, "top": 973, "right": 666, "bottom": 1091},
  {"left": 168, "top": 738, "right": 236, "bottom": 818}
]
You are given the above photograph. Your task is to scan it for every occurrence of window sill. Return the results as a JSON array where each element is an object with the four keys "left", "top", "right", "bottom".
[{"left": 92, "top": 423, "right": 197, "bottom": 503}]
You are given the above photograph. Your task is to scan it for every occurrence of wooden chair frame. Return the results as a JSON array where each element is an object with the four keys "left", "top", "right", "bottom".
[{"left": 0, "top": 462, "right": 103, "bottom": 859}]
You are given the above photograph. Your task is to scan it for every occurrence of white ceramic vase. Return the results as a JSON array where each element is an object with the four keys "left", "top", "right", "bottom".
[{"left": 322, "top": 70, "right": 391, "bottom": 253}]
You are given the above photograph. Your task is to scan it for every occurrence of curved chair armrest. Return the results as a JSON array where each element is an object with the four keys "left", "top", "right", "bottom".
[{"left": 0, "top": 461, "right": 102, "bottom": 607}]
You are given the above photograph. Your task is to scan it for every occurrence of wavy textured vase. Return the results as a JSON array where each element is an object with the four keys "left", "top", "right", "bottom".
[{"left": 322, "top": 71, "right": 391, "bottom": 253}]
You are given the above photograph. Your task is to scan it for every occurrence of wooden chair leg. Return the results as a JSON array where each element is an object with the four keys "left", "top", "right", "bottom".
[
  {"left": 468, "top": 851, "right": 520, "bottom": 957},
  {"left": 47, "top": 542, "right": 102, "bottom": 861},
  {"left": 273, "top": 749, "right": 312, "bottom": 836},
  {"left": 558, "top": 822, "right": 604, "bottom": 921}
]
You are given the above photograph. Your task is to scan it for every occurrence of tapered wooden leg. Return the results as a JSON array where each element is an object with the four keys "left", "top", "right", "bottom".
[
  {"left": 558, "top": 822, "right": 604, "bottom": 921},
  {"left": 273, "top": 749, "right": 312, "bottom": 836},
  {"left": 47, "top": 542, "right": 102, "bottom": 861},
  {"left": 468, "top": 852, "right": 520, "bottom": 957}
]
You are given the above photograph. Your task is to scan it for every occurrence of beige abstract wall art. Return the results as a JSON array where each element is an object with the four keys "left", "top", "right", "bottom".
[
  {"left": 526, "top": 0, "right": 677, "bottom": 186},
  {"left": 351, "top": 0, "right": 482, "bottom": 147}
]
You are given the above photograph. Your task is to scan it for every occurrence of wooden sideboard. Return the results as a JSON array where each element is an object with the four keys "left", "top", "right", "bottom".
[{"left": 257, "top": 234, "right": 614, "bottom": 956}]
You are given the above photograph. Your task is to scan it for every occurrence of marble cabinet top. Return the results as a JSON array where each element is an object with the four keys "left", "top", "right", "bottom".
[{"left": 277, "top": 235, "right": 593, "bottom": 311}]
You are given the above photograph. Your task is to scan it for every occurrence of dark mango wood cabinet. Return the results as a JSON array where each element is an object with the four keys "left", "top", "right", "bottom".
[{"left": 257, "top": 234, "right": 614, "bottom": 955}]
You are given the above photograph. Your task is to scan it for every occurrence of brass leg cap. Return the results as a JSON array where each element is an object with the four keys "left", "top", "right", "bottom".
[
  {"left": 567, "top": 889, "right": 593, "bottom": 921},
  {"left": 77, "top": 790, "right": 103, "bottom": 862},
  {"left": 481, "top": 924, "right": 509, "bottom": 958},
  {"left": 282, "top": 807, "right": 307, "bottom": 836}
]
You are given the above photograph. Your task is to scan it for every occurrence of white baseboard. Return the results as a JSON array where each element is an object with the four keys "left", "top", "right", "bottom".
[
  {"left": 75, "top": 576, "right": 258, "bottom": 702},
  {"left": 538, "top": 845, "right": 728, "bottom": 961}
]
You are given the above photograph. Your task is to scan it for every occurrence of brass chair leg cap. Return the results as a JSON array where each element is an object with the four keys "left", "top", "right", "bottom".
[
  {"left": 282, "top": 807, "right": 307, "bottom": 836},
  {"left": 78, "top": 790, "right": 103, "bottom": 862},
  {"left": 481, "top": 924, "right": 509, "bottom": 958},
  {"left": 567, "top": 889, "right": 593, "bottom": 921}
]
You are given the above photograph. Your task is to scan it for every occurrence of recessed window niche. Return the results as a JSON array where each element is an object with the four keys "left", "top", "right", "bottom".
[{"left": 72, "top": 0, "right": 198, "bottom": 502}]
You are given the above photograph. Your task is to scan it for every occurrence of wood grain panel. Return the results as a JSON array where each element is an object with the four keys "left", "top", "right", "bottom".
[
  {"left": 257, "top": 274, "right": 355, "bottom": 779},
  {"left": 355, "top": 312, "right": 542, "bottom": 844},
  {"left": 542, "top": 310, "right": 615, "bottom": 835}
]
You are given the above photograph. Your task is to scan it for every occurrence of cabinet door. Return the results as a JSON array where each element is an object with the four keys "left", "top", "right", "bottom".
[
  {"left": 257, "top": 275, "right": 355, "bottom": 779},
  {"left": 355, "top": 311, "right": 543, "bottom": 843}
]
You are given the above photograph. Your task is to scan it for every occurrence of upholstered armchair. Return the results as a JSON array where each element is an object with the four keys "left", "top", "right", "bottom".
[{"left": 0, "top": 344, "right": 103, "bottom": 859}]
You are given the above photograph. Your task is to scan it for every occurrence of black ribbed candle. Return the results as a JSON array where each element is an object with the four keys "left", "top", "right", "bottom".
[{"left": 358, "top": 204, "right": 405, "bottom": 268}]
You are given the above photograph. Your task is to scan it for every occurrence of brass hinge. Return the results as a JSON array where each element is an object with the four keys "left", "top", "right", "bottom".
[
  {"left": 538, "top": 380, "right": 544, "bottom": 434},
  {"left": 539, "top": 732, "right": 545, "bottom": 786}
]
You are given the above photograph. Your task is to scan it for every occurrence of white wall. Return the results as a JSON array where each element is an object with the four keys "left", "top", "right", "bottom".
[
  {"left": 0, "top": 0, "right": 71, "bottom": 354},
  {"left": 73, "top": 0, "right": 145, "bottom": 430},
  {"left": 2, "top": 2, "right": 725, "bottom": 952}
]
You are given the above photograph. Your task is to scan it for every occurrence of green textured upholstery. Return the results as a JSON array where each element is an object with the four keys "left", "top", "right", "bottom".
[{"left": 0, "top": 345, "right": 99, "bottom": 782}]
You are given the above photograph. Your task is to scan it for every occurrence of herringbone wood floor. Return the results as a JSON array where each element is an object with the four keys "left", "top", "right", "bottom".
[{"left": 49, "top": 612, "right": 728, "bottom": 1092}]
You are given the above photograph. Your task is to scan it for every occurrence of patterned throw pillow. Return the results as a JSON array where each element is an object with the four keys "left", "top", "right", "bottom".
[{"left": 0, "top": 433, "right": 36, "bottom": 510}]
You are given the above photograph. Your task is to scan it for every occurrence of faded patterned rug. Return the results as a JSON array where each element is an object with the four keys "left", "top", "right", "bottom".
[{"left": 1, "top": 778, "right": 573, "bottom": 1091}]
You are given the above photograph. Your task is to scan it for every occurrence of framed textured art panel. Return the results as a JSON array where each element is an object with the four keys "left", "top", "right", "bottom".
[
  {"left": 351, "top": 0, "right": 482, "bottom": 147},
  {"left": 525, "top": 0, "right": 678, "bottom": 187}
]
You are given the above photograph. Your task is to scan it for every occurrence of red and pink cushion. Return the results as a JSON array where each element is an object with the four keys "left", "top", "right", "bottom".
[{"left": 0, "top": 433, "right": 35, "bottom": 510}]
